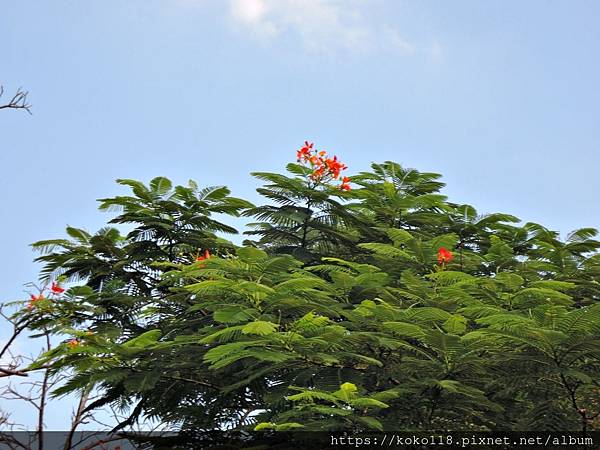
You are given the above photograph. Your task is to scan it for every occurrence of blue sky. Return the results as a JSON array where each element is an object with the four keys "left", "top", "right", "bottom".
[{"left": 2, "top": 0, "right": 600, "bottom": 429}]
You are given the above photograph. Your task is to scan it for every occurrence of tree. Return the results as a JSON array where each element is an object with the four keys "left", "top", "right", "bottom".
[{"left": 4, "top": 142, "right": 600, "bottom": 447}]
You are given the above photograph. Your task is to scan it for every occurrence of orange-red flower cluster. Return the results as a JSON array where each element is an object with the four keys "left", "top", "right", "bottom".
[
  {"left": 296, "top": 141, "right": 314, "bottom": 161},
  {"left": 66, "top": 331, "right": 95, "bottom": 350},
  {"left": 437, "top": 247, "right": 453, "bottom": 264},
  {"left": 296, "top": 141, "right": 350, "bottom": 190},
  {"left": 67, "top": 338, "right": 80, "bottom": 349},
  {"left": 194, "top": 249, "right": 211, "bottom": 268},
  {"left": 27, "top": 293, "right": 45, "bottom": 309},
  {"left": 51, "top": 281, "right": 65, "bottom": 294},
  {"left": 340, "top": 176, "right": 351, "bottom": 191},
  {"left": 196, "top": 249, "right": 211, "bottom": 262},
  {"left": 27, "top": 281, "right": 66, "bottom": 309}
]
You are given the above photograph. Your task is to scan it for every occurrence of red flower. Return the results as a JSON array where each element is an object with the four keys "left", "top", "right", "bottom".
[
  {"left": 51, "top": 282, "right": 65, "bottom": 295},
  {"left": 296, "top": 142, "right": 349, "bottom": 186},
  {"left": 27, "top": 293, "right": 45, "bottom": 309},
  {"left": 67, "top": 339, "right": 80, "bottom": 349},
  {"left": 437, "top": 247, "right": 453, "bottom": 264},
  {"left": 325, "top": 156, "right": 347, "bottom": 179},
  {"left": 196, "top": 249, "right": 211, "bottom": 263},
  {"left": 340, "top": 176, "right": 351, "bottom": 191},
  {"left": 310, "top": 165, "right": 325, "bottom": 180},
  {"left": 296, "top": 141, "right": 313, "bottom": 161}
]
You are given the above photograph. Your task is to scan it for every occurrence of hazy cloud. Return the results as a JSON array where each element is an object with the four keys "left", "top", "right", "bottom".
[{"left": 228, "top": 0, "right": 415, "bottom": 54}]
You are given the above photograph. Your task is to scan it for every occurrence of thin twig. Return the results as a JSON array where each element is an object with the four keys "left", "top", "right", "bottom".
[{"left": 0, "top": 86, "right": 32, "bottom": 114}]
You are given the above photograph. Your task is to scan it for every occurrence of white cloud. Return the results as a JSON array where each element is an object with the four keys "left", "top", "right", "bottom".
[
  {"left": 230, "top": 0, "right": 268, "bottom": 23},
  {"left": 230, "top": 0, "right": 278, "bottom": 37},
  {"left": 227, "top": 0, "right": 414, "bottom": 54}
]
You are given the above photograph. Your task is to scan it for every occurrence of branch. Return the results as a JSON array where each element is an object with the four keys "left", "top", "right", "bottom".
[
  {"left": 37, "top": 332, "right": 52, "bottom": 450},
  {"left": 0, "top": 431, "right": 29, "bottom": 450},
  {"left": 163, "top": 374, "right": 218, "bottom": 390},
  {"left": 63, "top": 388, "right": 92, "bottom": 450},
  {"left": 0, "top": 86, "right": 32, "bottom": 114},
  {"left": 0, "top": 307, "right": 31, "bottom": 361},
  {"left": 0, "top": 365, "right": 51, "bottom": 379},
  {"left": 0, "top": 367, "right": 29, "bottom": 378},
  {"left": 2, "top": 385, "right": 41, "bottom": 411}
]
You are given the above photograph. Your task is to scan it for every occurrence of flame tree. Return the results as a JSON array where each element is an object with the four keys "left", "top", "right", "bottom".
[{"left": 4, "top": 142, "right": 600, "bottom": 441}]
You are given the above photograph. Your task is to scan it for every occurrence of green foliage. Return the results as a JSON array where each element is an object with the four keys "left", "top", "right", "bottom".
[
  {"left": 14, "top": 161, "right": 600, "bottom": 435},
  {"left": 254, "top": 382, "right": 389, "bottom": 431},
  {"left": 243, "top": 164, "right": 358, "bottom": 261}
]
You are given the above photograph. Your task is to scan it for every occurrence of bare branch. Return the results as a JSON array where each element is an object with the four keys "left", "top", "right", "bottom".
[
  {"left": 36, "top": 332, "right": 52, "bottom": 450},
  {"left": 63, "top": 388, "right": 92, "bottom": 450},
  {"left": 2, "top": 385, "right": 41, "bottom": 411},
  {"left": 0, "top": 367, "right": 29, "bottom": 378},
  {"left": 0, "top": 305, "right": 32, "bottom": 360},
  {"left": 0, "top": 304, "right": 46, "bottom": 381},
  {"left": 0, "top": 86, "right": 32, "bottom": 114}
]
